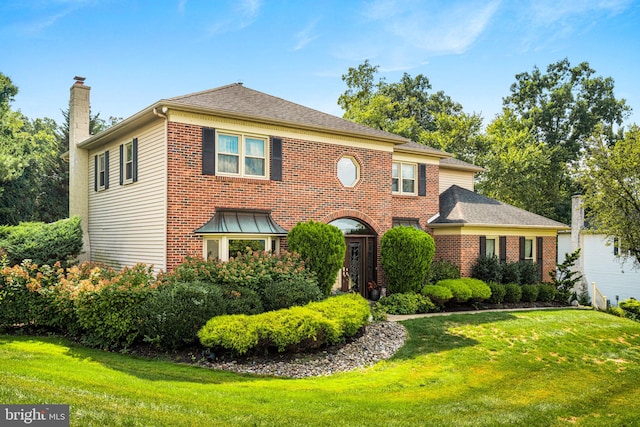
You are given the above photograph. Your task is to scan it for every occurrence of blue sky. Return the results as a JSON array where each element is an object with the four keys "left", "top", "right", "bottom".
[{"left": 2, "top": 0, "right": 640, "bottom": 128}]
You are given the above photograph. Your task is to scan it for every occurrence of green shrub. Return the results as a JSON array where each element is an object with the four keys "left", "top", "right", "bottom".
[
  {"left": 607, "top": 306, "right": 626, "bottom": 318},
  {"left": 619, "top": 298, "right": 640, "bottom": 322},
  {"left": 500, "top": 262, "right": 521, "bottom": 285},
  {"left": 536, "top": 283, "right": 557, "bottom": 302},
  {"left": 260, "top": 276, "right": 324, "bottom": 312},
  {"left": 219, "top": 285, "right": 263, "bottom": 315},
  {"left": 198, "top": 294, "right": 368, "bottom": 355},
  {"left": 306, "top": 293, "right": 370, "bottom": 337},
  {"left": 503, "top": 283, "right": 522, "bottom": 303},
  {"left": 140, "top": 281, "right": 226, "bottom": 350},
  {"left": 488, "top": 282, "right": 506, "bottom": 304},
  {"left": 287, "top": 221, "right": 346, "bottom": 295},
  {"left": 519, "top": 261, "right": 540, "bottom": 285},
  {"left": 460, "top": 278, "right": 491, "bottom": 301},
  {"left": 0, "top": 216, "right": 83, "bottom": 268},
  {"left": 426, "top": 259, "right": 460, "bottom": 284},
  {"left": 381, "top": 227, "right": 435, "bottom": 294},
  {"left": 197, "top": 314, "right": 259, "bottom": 355},
  {"left": 421, "top": 285, "right": 453, "bottom": 306},
  {"left": 378, "top": 292, "right": 436, "bottom": 315},
  {"left": 74, "top": 264, "right": 156, "bottom": 349},
  {"left": 437, "top": 279, "right": 472, "bottom": 303},
  {"left": 0, "top": 261, "right": 47, "bottom": 328},
  {"left": 521, "top": 284, "right": 539, "bottom": 303},
  {"left": 471, "top": 255, "right": 502, "bottom": 284}
]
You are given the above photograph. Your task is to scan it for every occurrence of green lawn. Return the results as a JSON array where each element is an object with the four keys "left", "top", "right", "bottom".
[{"left": 1, "top": 309, "right": 639, "bottom": 426}]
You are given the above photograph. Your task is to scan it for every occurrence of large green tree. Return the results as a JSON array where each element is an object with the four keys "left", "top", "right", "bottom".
[
  {"left": 480, "top": 59, "right": 630, "bottom": 223},
  {"left": 580, "top": 125, "right": 640, "bottom": 264},
  {"left": 338, "top": 60, "right": 484, "bottom": 163}
]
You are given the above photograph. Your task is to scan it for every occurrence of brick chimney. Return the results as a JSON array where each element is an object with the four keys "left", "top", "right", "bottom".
[{"left": 69, "top": 76, "right": 91, "bottom": 262}]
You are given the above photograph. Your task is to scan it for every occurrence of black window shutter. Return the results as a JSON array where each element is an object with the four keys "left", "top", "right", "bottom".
[
  {"left": 536, "top": 237, "right": 544, "bottom": 280},
  {"left": 271, "top": 137, "right": 282, "bottom": 181},
  {"left": 499, "top": 236, "right": 507, "bottom": 263},
  {"left": 202, "top": 128, "right": 216, "bottom": 175},
  {"left": 132, "top": 138, "right": 138, "bottom": 182},
  {"left": 104, "top": 150, "right": 110, "bottom": 189},
  {"left": 418, "top": 163, "right": 427, "bottom": 196},
  {"left": 94, "top": 155, "right": 98, "bottom": 191},
  {"left": 119, "top": 144, "right": 124, "bottom": 185},
  {"left": 519, "top": 236, "right": 526, "bottom": 261},
  {"left": 479, "top": 236, "right": 487, "bottom": 257}
]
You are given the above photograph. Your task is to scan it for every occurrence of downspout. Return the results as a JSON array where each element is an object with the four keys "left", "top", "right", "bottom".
[{"left": 153, "top": 107, "right": 169, "bottom": 272}]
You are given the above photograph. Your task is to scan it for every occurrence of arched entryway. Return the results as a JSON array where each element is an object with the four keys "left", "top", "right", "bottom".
[{"left": 329, "top": 218, "right": 377, "bottom": 299}]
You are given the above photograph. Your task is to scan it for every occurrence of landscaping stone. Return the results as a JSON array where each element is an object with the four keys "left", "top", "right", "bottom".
[{"left": 201, "top": 321, "right": 407, "bottom": 378}]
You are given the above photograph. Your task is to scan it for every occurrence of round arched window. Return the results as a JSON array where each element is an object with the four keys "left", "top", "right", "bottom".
[{"left": 337, "top": 156, "right": 359, "bottom": 187}]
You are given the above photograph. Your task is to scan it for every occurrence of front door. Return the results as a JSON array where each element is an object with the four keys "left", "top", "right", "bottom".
[{"left": 343, "top": 236, "right": 376, "bottom": 298}]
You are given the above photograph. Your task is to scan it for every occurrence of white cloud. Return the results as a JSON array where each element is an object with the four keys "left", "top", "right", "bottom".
[
  {"left": 177, "top": 0, "right": 188, "bottom": 14},
  {"left": 293, "top": 19, "right": 320, "bottom": 51},
  {"left": 206, "top": 0, "right": 263, "bottom": 35}
]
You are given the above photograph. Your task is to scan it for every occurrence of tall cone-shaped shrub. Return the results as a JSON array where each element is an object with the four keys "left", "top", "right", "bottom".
[{"left": 381, "top": 226, "right": 435, "bottom": 294}]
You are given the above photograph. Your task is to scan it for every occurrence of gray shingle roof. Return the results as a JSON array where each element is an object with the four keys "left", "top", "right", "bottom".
[
  {"left": 431, "top": 185, "right": 568, "bottom": 228},
  {"left": 390, "top": 140, "right": 451, "bottom": 157},
  {"left": 164, "top": 83, "right": 409, "bottom": 143},
  {"left": 440, "top": 156, "right": 484, "bottom": 172}
]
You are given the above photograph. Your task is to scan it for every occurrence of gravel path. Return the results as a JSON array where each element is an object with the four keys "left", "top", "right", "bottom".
[{"left": 200, "top": 321, "right": 407, "bottom": 378}]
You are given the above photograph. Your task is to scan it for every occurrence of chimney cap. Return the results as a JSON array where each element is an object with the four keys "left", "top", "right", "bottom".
[{"left": 73, "top": 76, "right": 86, "bottom": 84}]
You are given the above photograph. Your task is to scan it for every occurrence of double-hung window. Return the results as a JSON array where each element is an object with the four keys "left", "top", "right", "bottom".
[
  {"left": 124, "top": 142, "right": 134, "bottom": 181},
  {"left": 392, "top": 162, "right": 416, "bottom": 195},
  {"left": 524, "top": 238, "right": 534, "bottom": 261},
  {"left": 217, "top": 132, "right": 267, "bottom": 178},
  {"left": 95, "top": 151, "right": 109, "bottom": 191}
]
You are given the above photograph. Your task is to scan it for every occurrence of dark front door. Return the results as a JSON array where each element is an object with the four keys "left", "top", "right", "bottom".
[{"left": 343, "top": 236, "right": 376, "bottom": 299}]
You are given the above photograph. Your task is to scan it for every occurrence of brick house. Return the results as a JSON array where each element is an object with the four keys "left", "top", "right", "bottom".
[{"left": 67, "top": 78, "right": 568, "bottom": 297}]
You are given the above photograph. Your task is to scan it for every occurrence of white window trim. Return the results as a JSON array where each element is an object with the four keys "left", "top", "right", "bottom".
[
  {"left": 392, "top": 161, "right": 417, "bottom": 195},
  {"left": 337, "top": 156, "right": 360, "bottom": 187},
  {"left": 216, "top": 131, "right": 269, "bottom": 179},
  {"left": 97, "top": 152, "right": 107, "bottom": 191},
  {"left": 485, "top": 235, "right": 499, "bottom": 258},
  {"left": 524, "top": 238, "right": 535, "bottom": 261},
  {"left": 203, "top": 235, "right": 280, "bottom": 261}
]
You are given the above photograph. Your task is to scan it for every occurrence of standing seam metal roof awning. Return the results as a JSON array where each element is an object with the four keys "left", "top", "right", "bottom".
[{"left": 194, "top": 209, "right": 288, "bottom": 235}]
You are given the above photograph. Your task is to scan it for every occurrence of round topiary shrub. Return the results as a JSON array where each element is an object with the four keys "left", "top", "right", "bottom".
[
  {"left": 436, "top": 279, "right": 472, "bottom": 303},
  {"left": 460, "top": 278, "right": 492, "bottom": 301},
  {"left": 503, "top": 283, "right": 522, "bottom": 303},
  {"left": 421, "top": 285, "right": 453, "bottom": 307},
  {"left": 520, "top": 284, "right": 539, "bottom": 303},
  {"left": 488, "top": 282, "right": 506, "bottom": 304},
  {"left": 287, "top": 221, "right": 346, "bottom": 296},
  {"left": 377, "top": 292, "right": 435, "bottom": 315},
  {"left": 536, "top": 283, "right": 557, "bottom": 302},
  {"left": 381, "top": 227, "right": 435, "bottom": 294}
]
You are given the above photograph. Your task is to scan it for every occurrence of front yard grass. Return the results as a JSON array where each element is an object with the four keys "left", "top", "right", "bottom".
[{"left": 1, "top": 309, "right": 639, "bottom": 426}]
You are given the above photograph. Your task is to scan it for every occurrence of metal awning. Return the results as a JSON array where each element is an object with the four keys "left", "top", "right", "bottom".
[
  {"left": 194, "top": 209, "right": 288, "bottom": 235},
  {"left": 392, "top": 217, "right": 423, "bottom": 230}
]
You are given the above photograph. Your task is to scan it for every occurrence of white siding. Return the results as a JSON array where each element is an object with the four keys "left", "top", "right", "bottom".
[
  {"left": 439, "top": 168, "right": 474, "bottom": 194},
  {"left": 88, "top": 121, "right": 167, "bottom": 272},
  {"left": 558, "top": 233, "right": 640, "bottom": 303}
]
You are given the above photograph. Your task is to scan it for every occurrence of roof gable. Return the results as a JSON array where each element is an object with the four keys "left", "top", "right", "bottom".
[
  {"left": 164, "top": 83, "right": 409, "bottom": 143},
  {"left": 432, "top": 185, "right": 568, "bottom": 229}
]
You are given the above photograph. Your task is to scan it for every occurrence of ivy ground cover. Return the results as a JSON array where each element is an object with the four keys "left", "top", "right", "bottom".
[{"left": 1, "top": 309, "right": 639, "bottom": 426}]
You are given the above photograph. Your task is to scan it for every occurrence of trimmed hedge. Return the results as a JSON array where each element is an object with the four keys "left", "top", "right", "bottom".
[
  {"left": 521, "top": 284, "right": 539, "bottom": 303},
  {"left": 198, "top": 293, "right": 370, "bottom": 355},
  {"left": 287, "top": 221, "right": 346, "bottom": 295},
  {"left": 377, "top": 292, "right": 436, "bottom": 315},
  {"left": 381, "top": 227, "right": 435, "bottom": 294},
  {"left": 619, "top": 298, "right": 640, "bottom": 322},
  {"left": 460, "top": 278, "right": 491, "bottom": 301},
  {"left": 488, "top": 282, "right": 506, "bottom": 304},
  {"left": 537, "top": 283, "right": 557, "bottom": 302},
  {"left": 436, "top": 279, "right": 472, "bottom": 303},
  {"left": 503, "top": 283, "right": 523, "bottom": 303},
  {"left": 421, "top": 285, "right": 453, "bottom": 306}
]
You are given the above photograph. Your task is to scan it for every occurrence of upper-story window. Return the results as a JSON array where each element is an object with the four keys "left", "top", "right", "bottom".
[
  {"left": 119, "top": 138, "right": 138, "bottom": 185},
  {"left": 217, "top": 132, "right": 267, "bottom": 178},
  {"left": 392, "top": 162, "right": 416, "bottom": 195},
  {"left": 94, "top": 151, "right": 109, "bottom": 191},
  {"left": 337, "top": 156, "right": 359, "bottom": 187}
]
